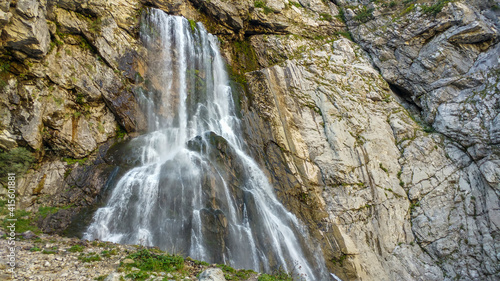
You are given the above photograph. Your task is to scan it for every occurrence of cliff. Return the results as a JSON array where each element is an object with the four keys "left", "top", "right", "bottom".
[{"left": 0, "top": 0, "right": 498, "bottom": 280}]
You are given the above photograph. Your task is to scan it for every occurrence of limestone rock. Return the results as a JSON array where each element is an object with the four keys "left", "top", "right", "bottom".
[
  {"left": 198, "top": 268, "right": 226, "bottom": 281},
  {"left": 2, "top": 0, "right": 50, "bottom": 58}
]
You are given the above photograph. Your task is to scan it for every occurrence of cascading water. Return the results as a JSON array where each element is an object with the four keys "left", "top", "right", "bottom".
[{"left": 84, "top": 8, "right": 328, "bottom": 280}]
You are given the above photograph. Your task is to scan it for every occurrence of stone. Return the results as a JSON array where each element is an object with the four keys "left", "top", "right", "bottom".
[
  {"left": 198, "top": 268, "right": 225, "bottom": 281},
  {"left": 22, "top": 230, "right": 37, "bottom": 239},
  {"left": 0, "top": 129, "right": 17, "bottom": 150},
  {"left": 2, "top": 0, "right": 50, "bottom": 58}
]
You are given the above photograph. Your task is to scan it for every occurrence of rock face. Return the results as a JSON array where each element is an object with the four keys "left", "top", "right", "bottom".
[{"left": 1, "top": 0, "right": 499, "bottom": 280}]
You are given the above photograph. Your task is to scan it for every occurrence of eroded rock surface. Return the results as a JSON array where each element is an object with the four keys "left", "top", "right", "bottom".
[{"left": 1, "top": 1, "right": 498, "bottom": 280}]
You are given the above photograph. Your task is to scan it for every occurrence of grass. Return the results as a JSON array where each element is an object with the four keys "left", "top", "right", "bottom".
[
  {"left": 79, "top": 252, "right": 102, "bottom": 262},
  {"left": 353, "top": 6, "right": 374, "bottom": 23},
  {"left": 257, "top": 267, "right": 293, "bottom": 281},
  {"left": 422, "top": 0, "right": 452, "bottom": 15},
  {"left": 0, "top": 147, "right": 36, "bottom": 184},
  {"left": 334, "top": 31, "right": 353, "bottom": 41},
  {"left": 254, "top": 1, "right": 274, "bottom": 14},
  {"left": 122, "top": 249, "right": 184, "bottom": 272},
  {"left": 2, "top": 210, "right": 41, "bottom": 234},
  {"left": 67, "top": 245, "right": 85, "bottom": 253},
  {"left": 319, "top": 13, "right": 333, "bottom": 21},
  {"left": 37, "top": 205, "right": 72, "bottom": 220}
]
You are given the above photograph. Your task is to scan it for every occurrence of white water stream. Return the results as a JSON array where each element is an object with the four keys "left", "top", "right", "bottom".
[{"left": 84, "top": 9, "right": 328, "bottom": 280}]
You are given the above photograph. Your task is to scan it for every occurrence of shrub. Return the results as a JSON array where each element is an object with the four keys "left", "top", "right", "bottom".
[
  {"left": 123, "top": 249, "right": 184, "bottom": 272},
  {"left": 0, "top": 147, "right": 35, "bottom": 184},
  {"left": 353, "top": 6, "right": 374, "bottom": 23},
  {"left": 319, "top": 13, "right": 333, "bottom": 21}
]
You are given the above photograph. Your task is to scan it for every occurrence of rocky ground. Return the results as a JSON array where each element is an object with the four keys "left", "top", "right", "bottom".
[{"left": 0, "top": 229, "right": 263, "bottom": 281}]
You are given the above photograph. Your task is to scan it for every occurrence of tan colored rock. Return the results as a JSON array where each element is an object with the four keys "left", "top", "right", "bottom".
[{"left": 2, "top": 0, "right": 50, "bottom": 58}]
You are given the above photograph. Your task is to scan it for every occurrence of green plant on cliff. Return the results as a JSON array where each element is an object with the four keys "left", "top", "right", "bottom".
[
  {"left": 254, "top": 1, "right": 274, "bottom": 14},
  {"left": 188, "top": 19, "right": 197, "bottom": 32},
  {"left": 0, "top": 147, "right": 36, "bottom": 184},
  {"left": 422, "top": 0, "right": 453, "bottom": 15},
  {"left": 319, "top": 13, "right": 333, "bottom": 21},
  {"left": 0, "top": 60, "right": 10, "bottom": 89},
  {"left": 353, "top": 6, "right": 374, "bottom": 23}
]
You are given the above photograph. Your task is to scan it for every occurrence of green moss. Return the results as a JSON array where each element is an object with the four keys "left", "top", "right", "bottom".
[
  {"left": 116, "top": 124, "right": 127, "bottom": 140},
  {"left": 63, "top": 157, "right": 87, "bottom": 165},
  {"left": 188, "top": 19, "right": 197, "bottom": 32},
  {"left": 289, "top": 1, "right": 301, "bottom": 8}
]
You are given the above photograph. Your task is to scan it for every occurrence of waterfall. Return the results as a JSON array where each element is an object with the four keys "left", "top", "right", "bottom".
[{"left": 84, "top": 8, "right": 328, "bottom": 280}]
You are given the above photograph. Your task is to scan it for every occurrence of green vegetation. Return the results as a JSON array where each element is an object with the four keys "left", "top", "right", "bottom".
[
  {"left": 1, "top": 208, "right": 40, "bottom": 234},
  {"left": 353, "top": 6, "right": 374, "bottom": 23},
  {"left": 335, "top": 7, "right": 346, "bottom": 23},
  {"left": 331, "top": 253, "right": 348, "bottom": 266},
  {"left": 254, "top": 1, "right": 265, "bottom": 8},
  {"left": 42, "top": 248, "right": 58, "bottom": 254},
  {"left": 79, "top": 252, "right": 102, "bottom": 262},
  {"left": 289, "top": 1, "right": 301, "bottom": 8},
  {"left": 422, "top": 0, "right": 452, "bottom": 15},
  {"left": 319, "top": 13, "right": 333, "bottom": 21},
  {"left": 334, "top": 30, "right": 353, "bottom": 41},
  {"left": 379, "top": 163, "right": 389, "bottom": 173},
  {"left": 410, "top": 201, "right": 420, "bottom": 210},
  {"left": 257, "top": 267, "right": 293, "bottom": 281},
  {"left": 254, "top": 1, "right": 274, "bottom": 14},
  {"left": 67, "top": 245, "right": 85, "bottom": 253},
  {"left": 89, "top": 17, "right": 102, "bottom": 33},
  {"left": 0, "top": 60, "right": 9, "bottom": 89},
  {"left": 116, "top": 124, "right": 127, "bottom": 140},
  {"left": 101, "top": 249, "right": 118, "bottom": 257},
  {"left": 63, "top": 157, "right": 87, "bottom": 165},
  {"left": 0, "top": 147, "right": 36, "bottom": 184},
  {"left": 188, "top": 19, "right": 197, "bottom": 32},
  {"left": 121, "top": 249, "right": 184, "bottom": 278},
  {"left": 75, "top": 92, "right": 85, "bottom": 104}
]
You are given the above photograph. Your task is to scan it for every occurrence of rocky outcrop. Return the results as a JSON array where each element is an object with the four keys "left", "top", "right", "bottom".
[
  {"left": 332, "top": 0, "right": 500, "bottom": 279},
  {"left": 1, "top": 0, "right": 498, "bottom": 280}
]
